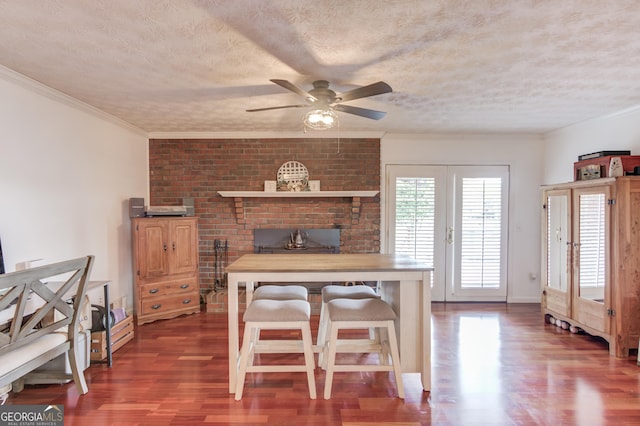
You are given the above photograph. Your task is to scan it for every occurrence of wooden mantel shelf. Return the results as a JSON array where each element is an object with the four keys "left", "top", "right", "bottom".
[
  {"left": 217, "top": 190, "right": 379, "bottom": 225},
  {"left": 217, "top": 190, "right": 379, "bottom": 198}
]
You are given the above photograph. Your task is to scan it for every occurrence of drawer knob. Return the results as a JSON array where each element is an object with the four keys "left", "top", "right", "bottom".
[
  {"left": 149, "top": 288, "right": 159, "bottom": 294},
  {"left": 151, "top": 304, "right": 161, "bottom": 310},
  {"left": 182, "top": 299, "right": 191, "bottom": 305},
  {"left": 180, "top": 284, "right": 189, "bottom": 289}
]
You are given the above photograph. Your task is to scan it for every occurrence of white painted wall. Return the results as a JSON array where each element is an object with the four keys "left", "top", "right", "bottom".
[
  {"left": 0, "top": 67, "right": 148, "bottom": 311},
  {"left": 542, "top": 107, "right": 640, "bottom": 183},
  {"left": 381, "top": 133, "right": 544, "bottom": 303}
]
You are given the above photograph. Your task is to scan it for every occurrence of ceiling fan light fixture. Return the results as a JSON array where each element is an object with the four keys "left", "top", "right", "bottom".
[{"left": 304, "top": 109, "right": 337, "bottom": 130}]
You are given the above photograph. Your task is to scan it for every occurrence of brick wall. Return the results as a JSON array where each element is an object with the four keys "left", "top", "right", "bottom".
[{"left": 149, "top": 138, "right": 381, "bottom": 292}]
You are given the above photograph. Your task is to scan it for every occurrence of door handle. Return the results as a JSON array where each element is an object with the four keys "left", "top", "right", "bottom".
[{"left": 447, "top": 226, "right": 454, "bottom": 244}]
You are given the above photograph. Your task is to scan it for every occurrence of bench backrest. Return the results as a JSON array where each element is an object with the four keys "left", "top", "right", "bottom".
[{"left": 0, "top": 256, "right": 94, "bottom": 356}]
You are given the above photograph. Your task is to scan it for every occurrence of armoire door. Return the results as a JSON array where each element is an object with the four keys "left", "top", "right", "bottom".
[
  {"left": 541, "top": 189, "right": 572, "bottom": 317},
  {"left": 169, "top": 219, "right": 199, "bottom": 275},
  {"left": 572, "top": 185, "right": 610, "bottom": 333},
  {"left": 136, "top": 220, "right": 170, "bottom": 281}
]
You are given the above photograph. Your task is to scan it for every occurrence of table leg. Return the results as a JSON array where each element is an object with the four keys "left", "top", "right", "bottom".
[
  {"left": 227, "top": 275, "right": 239, "bottom": 394},
  {"left": 103, "top": 283, "right": 112, "bottom": 368},
  {"left": 421, "top": 271, "right": 431, "bottom": 391},
  {"left": 245, "top": 281, "right": 255, "bottom": 305},
  {"left": 380, "top": 277, "right": 431, "bottom": 392}
]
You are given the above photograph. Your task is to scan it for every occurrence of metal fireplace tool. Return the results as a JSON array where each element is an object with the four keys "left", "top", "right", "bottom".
[{"left": 213, "top": 239, "right": 228, "bottom": 291}]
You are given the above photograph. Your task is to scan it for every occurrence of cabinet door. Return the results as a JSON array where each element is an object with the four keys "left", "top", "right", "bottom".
[
  {"left": 169, "top": 219, "right": 198, "bottom": 275},
  {"left": 542, "top": 189, "right": 571, "bottom": 317},
  {"left": 572, "top": 185, "right": 610, "bottom": 333},
  {"left": 136, "top": 221, "right": 170, "bottom": 280}
]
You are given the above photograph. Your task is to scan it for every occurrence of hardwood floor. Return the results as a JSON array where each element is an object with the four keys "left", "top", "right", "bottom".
[{"left": 4, "top": 303, "right": 640, "bottom": 425}]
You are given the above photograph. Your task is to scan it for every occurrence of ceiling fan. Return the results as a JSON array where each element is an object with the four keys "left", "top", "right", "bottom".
[{"left": 246, "top": 79, "right": 393, "bottom": 121}]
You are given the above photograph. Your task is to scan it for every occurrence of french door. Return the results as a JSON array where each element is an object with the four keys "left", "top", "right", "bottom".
[{"left": 387, "top": 165, "right": 509, "bottom": 302}]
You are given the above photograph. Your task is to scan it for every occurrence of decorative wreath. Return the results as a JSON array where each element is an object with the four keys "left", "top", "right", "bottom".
[{"left": 276, "top": 161, "right": 310, "bottom": 192}]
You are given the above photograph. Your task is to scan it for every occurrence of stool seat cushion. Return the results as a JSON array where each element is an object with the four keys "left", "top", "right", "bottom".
[
  {"left": 253, "top": 285, "right": 308, "bottom": 301},
  {"left": 321, "top": 285, "right": 379, "bottom": 303},
  {"left": 243, "top": 299, "right": 310, "bottom": 322},
  {"left": 327, "top": 298, "right": 396, "bottom": 322}
]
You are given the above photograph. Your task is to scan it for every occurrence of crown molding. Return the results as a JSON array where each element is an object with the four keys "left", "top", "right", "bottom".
[
  {"left": 0, "top": 65, "right": 147, "bottom": 136},
  {"left": 147, "top": 131, "right": 386, "bottom": 140}
]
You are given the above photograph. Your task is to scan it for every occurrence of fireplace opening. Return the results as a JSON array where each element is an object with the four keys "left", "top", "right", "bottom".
[
  {"left": 253, "top": 228, "right": 340, "bottom": 293},
  {"left": 254, "top": 228, "right": 340, "bottom": 254}
]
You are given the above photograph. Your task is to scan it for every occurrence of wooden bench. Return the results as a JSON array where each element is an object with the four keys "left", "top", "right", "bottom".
[{"left": 0, "top": 256, "right": 94, "bottom": 396}]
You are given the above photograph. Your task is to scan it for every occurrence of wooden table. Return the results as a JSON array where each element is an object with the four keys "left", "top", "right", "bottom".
[{"left": 225, "top": 253, "right": 433, "bottom": 394}]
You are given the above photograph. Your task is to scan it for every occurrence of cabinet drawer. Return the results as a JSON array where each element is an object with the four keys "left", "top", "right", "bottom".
[
  {"left": 140, "top": 278, "right": 197, "bottom": 299},
  {"left": 140, "top": 294, "right": 198, "bottom": 316}
]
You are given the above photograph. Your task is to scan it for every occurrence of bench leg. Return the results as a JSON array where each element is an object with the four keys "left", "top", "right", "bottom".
[
  {"left": 0, "top": 384, "right": 10, "bottom": 404},
  {"left": 11, "top": 378, "right": 24, "bottom": 393},
  {"left": 69, "top": 340, "right": 88, "bottom": 394}
]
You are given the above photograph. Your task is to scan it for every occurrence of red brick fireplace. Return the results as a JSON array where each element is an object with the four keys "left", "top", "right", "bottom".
[{"left": 148, "top": 137, "right": 381, "bottom": 297}]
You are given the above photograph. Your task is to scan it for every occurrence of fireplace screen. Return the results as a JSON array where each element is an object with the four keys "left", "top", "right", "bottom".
[
  {"left": 254, "top": 229, "right": 339, "bottom": 254},
  {"left": 253, "top": 229, "right": 340, "bottom": 292}
]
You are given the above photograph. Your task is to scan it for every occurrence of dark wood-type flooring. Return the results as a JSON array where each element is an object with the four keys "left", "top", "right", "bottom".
[{"left": 4, "top": 303, "right": 640, "bottom": 425}]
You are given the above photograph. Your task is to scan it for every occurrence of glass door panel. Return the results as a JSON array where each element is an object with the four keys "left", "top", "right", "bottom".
[
  {"left": 572, "top": 186, "right": 609, "bottom": 333},
  {"left": 387, "top": 165, "right": 446, "bottom": 301},
  {"left": 542, "top": 189, "right": 571, "bottom": 317},
  {"left": 447, "top": 166, "right": 509, "bottom": 301},
  {"left": 387, "top": 165, "right": 509, "bottom": 302},
  {"left": 577, "top": 193, "right": 606, "bottom": 302}
]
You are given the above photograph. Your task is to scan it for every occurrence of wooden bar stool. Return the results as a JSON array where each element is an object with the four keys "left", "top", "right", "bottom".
[
  {"left": 235, "top": 299, "right": 317, "bottom": 400},
  {"left": 322, "top": 298, "right": 404, "bottom": 400},
  {"left": 252, "top": 284, "right": 308, "bottom": 301},
  {"left": 316, "top": 284, "right": 380, "bottom": 366}
]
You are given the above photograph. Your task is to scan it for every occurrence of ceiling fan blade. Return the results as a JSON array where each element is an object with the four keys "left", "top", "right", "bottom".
[
  {"left": 246, "top": 104, "right": 308, "bottom": 112},
  {"left": 333, "top": 104, "right": 387, "bottom": 120},
  {"left": 270, "top": 79, "right": 317, "bottom": 102},
  {"left": 337, "top": 81, "right": 392, "bottom": 103}
]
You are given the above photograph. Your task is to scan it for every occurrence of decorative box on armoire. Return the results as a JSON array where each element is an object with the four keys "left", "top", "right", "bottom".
[{"left": 131, "top": 217, "right": 200, "bottom": 325}]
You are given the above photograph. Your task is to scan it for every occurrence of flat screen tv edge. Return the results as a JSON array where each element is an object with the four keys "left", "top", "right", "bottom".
[{"left": 0, "top": 237, "right": 5, "bottom": 274}]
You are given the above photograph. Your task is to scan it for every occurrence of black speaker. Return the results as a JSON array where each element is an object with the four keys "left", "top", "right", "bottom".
[
  {"left": 91, "top": 304, "right": 115, "bottom": 331},
  {"left": 183, "top": 197, "right": 195, "bottom": 217},
  {"left": 129, "top": 197, "right": 145, "bottom": 218}
]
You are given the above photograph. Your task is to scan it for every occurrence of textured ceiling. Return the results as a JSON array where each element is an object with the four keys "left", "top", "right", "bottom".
[{"left": 1, "top": 0, "right": 640, "bottom": 134}]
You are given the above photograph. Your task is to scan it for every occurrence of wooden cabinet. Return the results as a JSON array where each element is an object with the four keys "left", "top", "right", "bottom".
[
  {"left": 132, "top": 217, "right": 200, "bottom": 325},
  {"left": 541, "top": 177, "right": 640, "bottom": 357}
]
